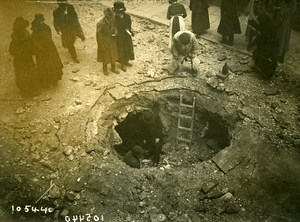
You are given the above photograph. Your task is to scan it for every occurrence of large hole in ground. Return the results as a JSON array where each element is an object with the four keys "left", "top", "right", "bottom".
[{"left": 112, "top": 92, "right": 233, "bottom": 168}]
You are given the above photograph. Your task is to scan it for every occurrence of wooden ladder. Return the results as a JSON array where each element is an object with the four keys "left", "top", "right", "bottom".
[{"left": 176, "top": 95, "right": 196, "bottom": 147}]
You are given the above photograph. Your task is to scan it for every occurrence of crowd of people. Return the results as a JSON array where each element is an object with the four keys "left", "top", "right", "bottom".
[
  {"left": 166, "top": 0, "right": 297, "bottom": 79},
  {"left": 7, "top": 0, "right": 297, "bottom": 166}
]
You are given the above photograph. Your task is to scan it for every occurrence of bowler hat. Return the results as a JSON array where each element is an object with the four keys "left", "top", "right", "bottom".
[{"left": 112, "top": 1, "right": 126, "bottom": 13}]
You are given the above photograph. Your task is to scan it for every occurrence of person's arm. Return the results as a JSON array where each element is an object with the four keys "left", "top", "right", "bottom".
[
  {"left": 53, "top": 10, "right": 61, "bottom": 34},
  {"left": 171, "top": 39, "right": 179, "bottom": 59},
  {"left": 167, "top": 6, "right": 172, "bottom": 19},
  {"left": 181, "top": 4, "right": 187, "bottom": 18},
  {"left": 189, "top": 35, "right": 199, "bottom": 58}
]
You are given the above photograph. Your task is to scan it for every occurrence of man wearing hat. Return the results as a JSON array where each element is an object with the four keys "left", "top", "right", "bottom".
[
  {"left": 53, "top": 0, "right": 85, "bottom": 63},
  {"left": 167, "top": 30, "right": 200, "bottom": 76},
  {"left": 31, "top": 13, "right": 63, "bottom": 88},
  {"left": 113, "top": 1, "right": 135, "bottom": 72},
  {"left": 96, "top": 8, "right": 120, "bottom": 75}
]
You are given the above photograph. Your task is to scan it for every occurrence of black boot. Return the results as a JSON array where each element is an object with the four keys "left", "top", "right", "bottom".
[
  {"left": 228, "top": 35, "right": 234, "bottom": 46},
  {"left": 103, "top": 63, "right": 108, "bottom": 75},
  {"left": 111, "top": 63, "right": 120, "bottom": 74}
]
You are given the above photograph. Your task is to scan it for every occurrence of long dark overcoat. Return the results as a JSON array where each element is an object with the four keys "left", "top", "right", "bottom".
[
  {"left": 115, "top": 13, "right": 134, "bottom": 64},
  {"left": 31, "top": 22, "right": 63, "bottom": 87},
  {"left": 217, "top": 0, "right": 241, "bottom": 35},
  {"left": 9, "top": 30, "right": 38, "bottom": 93},
  {"left": 53, "top": 4, "right": 85, "bottom": 48},
  {"left": 96, "top": 17, "right": 119, "bottom": 64},
  {"left": 190, "top": 0, "right": 210, "bottom": 34}
]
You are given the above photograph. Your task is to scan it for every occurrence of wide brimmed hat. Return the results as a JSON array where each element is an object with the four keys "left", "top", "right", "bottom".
[
  {"left": 104, "top": 7, "right": 114, "bottom": 18},
  {"left": 34, "top": 13, "right": 45, "bottom": 22},
  {"left": 112, "top": 1, "right": 126, "bottom": 13},
  {"left": 13, "top": 17, "right": 29, "bottom": 31}
]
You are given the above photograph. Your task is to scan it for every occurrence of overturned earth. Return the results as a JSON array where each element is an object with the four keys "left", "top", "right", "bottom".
[{"left": 0, "top": 1, "right": 300, "bottom": 222}]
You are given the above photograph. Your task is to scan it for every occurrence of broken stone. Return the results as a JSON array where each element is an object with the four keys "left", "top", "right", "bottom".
[
  {"left": 75, "top": 99, "right": 82, "bottom": 105},
  {"left": 201, "top": 180, "right": 218, "bottom": 194},
  {"left": 72, "top": 68, "right": 79, "bottom": 73},
  {"left": 63, "top": 146, "right": 73, "bottom": 156},
  {"left": 217, "top": 55, "right": 227, "bottom": 61},
  {"left": 85, "top": 146, "right": 95, "bottom": 154},
  {"left": 206, "top": 189, "right": 224, "bottom": 199},
  {"left": 220, "top": 192, "right": 234, "bottom": 200},
  {"left": 123, "top": 204, "right": 138, "bottom": 214},
  {"left": 198, "top": 191, "right": 206, "bottom": 200},
  {"left": 224, "top": 202, "right": 239, "bottom": 214},
  {"left": 65, "top": 191, "right": 76, "bottom": 202},
  {"left": 48, "top": 186, "right": 61, "bottom": 199},
  {"left": 60, "top": 209, "right": 69, "bottom": 217},
  {"left": 149, "top": 213, "right": 167, "bottom": 222},
  {"left": 239, "top": 59, "right": 249, "bottom": 64},
  {"left": 264, "top": 89, "right": 281, "bottom": 96}
]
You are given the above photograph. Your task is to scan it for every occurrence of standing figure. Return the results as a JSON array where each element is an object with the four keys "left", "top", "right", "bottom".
[
  {"left": 167, "top": 0, "right": 187, "bottom": 48},
  {"left": 189, "top": 0, "right": 210, "bottom": 35},
  {"left": 31, "top": 13, "right": 63, "bottom": 88},
  {"left": 217, "top": 0, "right": 241, "bottom": 46},
  {"left": 167, "top": 30, "right": 200, "bottom": 76},
  {"left": 113, "top": 1, "right": 134, "bottom": 72},
  {"left": 137, "top": 109, "right": 164, "bottom": 166},
  {"left": 274, "top": 0, "right": 297, "bottom": 63},
  {"left": 53, "top": 0, "right": 85, "bottom": 63},
  {"left": 96, "top": 8, "right": 119, "bottom": 76},
  {"left": 9, "top": 17, "right": 39, "bottom": 95},
  {"left": 251, "top": 12, "right": 279, "bottom": 79}
]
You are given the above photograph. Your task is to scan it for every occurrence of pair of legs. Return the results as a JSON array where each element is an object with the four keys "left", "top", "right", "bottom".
[
  {"left": 222, "top": 34, "right": 234, "bottom": 46},
  {"left": 103, "top": 62, "right": 119, "bottom": 75},
  {"left": 62, "top": 33, "right": 79, "bottom": 63}
]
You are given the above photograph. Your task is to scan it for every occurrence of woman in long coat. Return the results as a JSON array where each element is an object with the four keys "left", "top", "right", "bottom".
[
  {"left": 113, "top": 1, "right": 134, "bottom": 72},
  {"left": 167, "top": 0, "right": 187, "bottom": 48},
  {"left": 189, "top": 0, "right": 210, "bottom": 35},
  {"left": 217, "top": 0, "right": 241, "bottom": 46},
  {"left": 9, "top": 17, "right": 39, "bottom": 95},
  {"left": 96, "top": 8, "right": 119, "bottom": 75},
  {"left": 31, "top": 13, "right": 63, "bottom": 88}
]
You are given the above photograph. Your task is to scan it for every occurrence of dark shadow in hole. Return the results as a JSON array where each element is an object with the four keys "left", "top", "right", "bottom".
[{"left": 114, "top": 109, "right": 165, "bottom": 168}]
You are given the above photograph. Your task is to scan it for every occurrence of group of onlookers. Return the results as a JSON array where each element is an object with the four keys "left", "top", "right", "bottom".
[
  {"left": 166, "top": 0, "right": 297, "bottom": 79},
  {"left": 9, "top": 0, "right": 135, "bottom": 95}
]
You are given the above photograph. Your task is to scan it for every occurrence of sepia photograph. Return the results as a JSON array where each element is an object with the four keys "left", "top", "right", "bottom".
[{"left": 0, "top": 0, "right": 299, "bottom": 221}]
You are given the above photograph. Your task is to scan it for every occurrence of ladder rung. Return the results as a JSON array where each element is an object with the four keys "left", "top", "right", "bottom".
[
  {"left": 180, "top": 103, "right": 194, "bottom": 108},
  {"left": 178, "top": 126, "right": 192, "bottom": 131},
  {"left": 179, "top": 114, "right": 193, "bottom": 119},
  {"left": 178, "top": 137, "right": 191, "bottom": 143}
]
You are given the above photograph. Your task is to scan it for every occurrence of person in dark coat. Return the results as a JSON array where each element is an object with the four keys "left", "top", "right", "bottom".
[
  {"left": 9, "top": 17, "right": 39, "bottom": 95},
  {"left": 217, "top": 0, "right": 241, "bottom": 46},
  {"left": 31, "top": 13, "right": 63, "bottom": 88},
  {"left": 96, "top": 8, "right": 119, "bottom": 76},
  {"left": 53, "top": 0, "right": 85, "bottom": 63},
  {"left": 251, "top": 12, "right": 279, "bottom": 79},
  {"left": 137, "top": 109, "right": 164, "bottom": 166},
  {"left": 273, "top": 0, "right": 297, "bottom": 63},
  {"left": 189, "top": 0, "right": 210, "bottom": 35},
  {"left": 113, "top": 1, "right": 134, "bottom": 72},
  {"left": 167, "top": 0, "right": 187, "bottom": 48}
]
